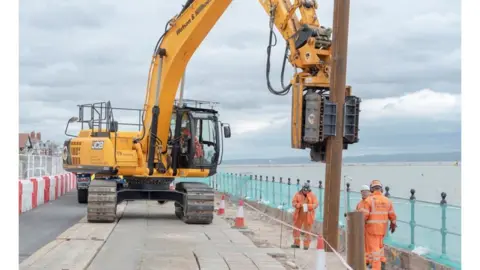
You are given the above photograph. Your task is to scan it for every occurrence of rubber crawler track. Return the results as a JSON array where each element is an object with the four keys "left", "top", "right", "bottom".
[
  {"left": 86, "top": 180, "right": 214, "bottom": 224},
  {"left": 175, "top": 182, "right": 214, "bottom": 224},
  {"left": 87, "top": 180, "right": 117, "bottom": 223}
]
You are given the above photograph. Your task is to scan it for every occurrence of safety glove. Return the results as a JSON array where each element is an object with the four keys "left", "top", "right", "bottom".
[{"left": 390, "top": 222, "right": 397, "bottom": 233}]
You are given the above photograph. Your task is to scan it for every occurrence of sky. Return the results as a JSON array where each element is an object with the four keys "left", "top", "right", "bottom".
[{"left": 19, "top": 0, "right": 461, "bottom": 160}]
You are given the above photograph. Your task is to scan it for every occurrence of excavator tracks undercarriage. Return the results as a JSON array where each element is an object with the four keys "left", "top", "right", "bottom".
[
  {"left": 86, "top": 180, "right": 214, "bottom": 224},
  {"left": 174, "top": 182, "right": 215, "bottom": 224},
  {"left": 87, "top": 180, "right": 117, "bottom": 223}
]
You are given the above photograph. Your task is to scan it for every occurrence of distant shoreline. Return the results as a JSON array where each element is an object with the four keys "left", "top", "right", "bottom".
[
  {"left": 220, "top": 161, "right": 461, "bottom": 167},
  {"left": 221, "top": 151, "right": 461, "bottom": 166}
]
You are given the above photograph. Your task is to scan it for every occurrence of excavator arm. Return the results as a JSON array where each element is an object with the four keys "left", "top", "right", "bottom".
[
  {"left": 139, "top": 0, "right": 357, "bottom": 176},
  {"left": 63, "top": 0, "right": 360, "bottom": 178},
  {"left": 62, "top": 0, "right": 361, "bottom": 224}
]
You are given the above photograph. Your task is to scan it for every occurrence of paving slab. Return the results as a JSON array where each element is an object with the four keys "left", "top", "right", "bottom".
[
  {"left": 19, "top": 239, "right": 103, "bottom": 270},
  {"left": 21, "top": 199, "right": 287, "bottom": 270},
  {"left": 88, "top": 200, "right": 286, "bottom": 270},
  {"left": 19, "top": 202, "right": 127, "bottom": 270}
]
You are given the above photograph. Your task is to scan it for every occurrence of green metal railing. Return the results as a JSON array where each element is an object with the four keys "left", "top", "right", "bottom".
[{"left": 181, "top": 172, "right": 461, "bottom": 269}]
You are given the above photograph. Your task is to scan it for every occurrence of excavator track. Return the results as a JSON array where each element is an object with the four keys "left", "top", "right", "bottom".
[
  {"left": 175, "top": 182, "right": 214, "bottom": 225},
  {"left": 87, "top": 180, "right": 117, "bottom": 223}
]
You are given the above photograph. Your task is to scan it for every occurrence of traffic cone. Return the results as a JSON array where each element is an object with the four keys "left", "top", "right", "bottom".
[
  {"left": 315, "top": 236, "right": 326, "bottom": 270},
  {"left": 232, "top": 199, "right": 247, "bottom": 229},
  {"left": 217, "top": 194, "right": 225, "bottom": 215}
]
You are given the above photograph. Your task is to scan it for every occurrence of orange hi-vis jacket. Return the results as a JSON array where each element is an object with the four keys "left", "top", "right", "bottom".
[
  {"left": 364, "top": 190, "right": 396, "bottom": 235},
  {"left": 292, "top": 191, "right": 318, "bottom": 225}
]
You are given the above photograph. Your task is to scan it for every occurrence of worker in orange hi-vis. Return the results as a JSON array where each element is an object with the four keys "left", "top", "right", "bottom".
[
  {"left": 356, "top": 185, "right": 372, "bottom": 266},
  {"left": 291, "top": 182, "right": 318, "bottom": 250},
  {"left": 364, "top": 180, "right": 397, "bottom": 270}
]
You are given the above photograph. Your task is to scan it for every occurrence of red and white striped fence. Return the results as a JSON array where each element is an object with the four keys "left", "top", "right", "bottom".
[{"left": 19, "top": 173, "right": 77, "bottom": 214}]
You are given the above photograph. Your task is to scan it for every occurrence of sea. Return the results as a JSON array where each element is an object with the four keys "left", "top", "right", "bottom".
[{"left": 218, "top": 161, "right": 462, "bottom": 206}]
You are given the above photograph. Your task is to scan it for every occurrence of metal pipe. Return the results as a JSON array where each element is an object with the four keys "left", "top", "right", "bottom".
[
  {"left": 322, "top": 0, "right": 351, "bottom": 251},
  {"left": 347, "top": 211, "right": 365, "bottom": 268}
]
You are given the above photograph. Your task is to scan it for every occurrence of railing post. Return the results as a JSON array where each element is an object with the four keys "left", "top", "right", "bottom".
[
  {"left": 234, "top": 173, "right": 238, "bottom": 196},
  {"left": 221, "top": 173, "right": 225, "bottom": 192},
  {"left": 249, "top": 175, "right": 253, "bottom": 198},
  {"left": 254, "top": 175, "right": 258, "bottom": 200},
  {"left": 266, "top": 176, "right": 269, "bottom": 204},
  {"left": 240, "top": 174, "right": 244, "bottom": 198},
  {"left": 318, "top": 180, "right": 323, "bottom": 220},
  {"left": 272, "top": 176, "right": 276, "bottom": 206},
  {"left": 288, "top": 178, "right": 291, "bottom": 208},
  {"left": 385, "top": 186, "right": 392, "bottom": 238},
  {"left": 236, "top": 173, "right": 240, "bottom": 197},
  {"left": 346, "top": 182, "right": 351, "bottom": 212},
  {"left": 409, "top": 189, "right": 416, "bottom": 249},
  {"left": 27, "top": 154, "right": 32, "bottom": 179},
  {"left": 259, "top": 176, "right": 263, "bottom": 201},
  {"left": 225, "top": 173, "right": 229, "bottom": 193},
  {"left": 441, "top": 192, "right": 447, "bottom": 257},
  {"left": 279, "top": 177, "right": 283, "bottom": 207}
]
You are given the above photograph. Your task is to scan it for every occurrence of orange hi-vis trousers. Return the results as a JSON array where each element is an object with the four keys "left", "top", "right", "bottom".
[{"left": 293, "top": 212, "right": 313, "bottom": 247}]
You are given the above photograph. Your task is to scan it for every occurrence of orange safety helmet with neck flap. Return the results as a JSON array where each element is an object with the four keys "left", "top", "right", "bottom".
[{"left": 370, "top": 179, "right": 382, "bottom": 190}]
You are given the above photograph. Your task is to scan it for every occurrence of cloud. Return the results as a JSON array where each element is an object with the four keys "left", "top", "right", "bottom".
[
  {"left": 361, "top": 89, "right": 460, "bottom": 121},
  {"left": 19, "top": 0, "right": 460, "bottom": 159}
]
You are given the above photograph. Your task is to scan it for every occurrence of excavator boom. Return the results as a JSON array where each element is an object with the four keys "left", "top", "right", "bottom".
[{"left": 62, "top": 0, "right": 361, "bottom": 224}]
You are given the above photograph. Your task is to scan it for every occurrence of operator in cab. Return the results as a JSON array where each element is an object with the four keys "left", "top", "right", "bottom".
[{"left": 291, "top": 182, "right": 318, "bottom": 250}]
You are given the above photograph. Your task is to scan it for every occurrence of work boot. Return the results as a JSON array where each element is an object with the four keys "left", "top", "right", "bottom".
[{"left": 290, "top": 244, "right": 300, "bottom": 248}]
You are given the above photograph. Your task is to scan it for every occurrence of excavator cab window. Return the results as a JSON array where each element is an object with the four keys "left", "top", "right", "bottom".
[
  {"left": 171, "top": 107, "right": 220, "bottom": 172},
  {"left": 192, "top": 115, "right": 217, "bottom": 166}
]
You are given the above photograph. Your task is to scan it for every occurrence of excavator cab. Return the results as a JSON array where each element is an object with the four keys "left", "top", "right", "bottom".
[{"left": 169, "top": 101, "right": 231, "bottom": 176}]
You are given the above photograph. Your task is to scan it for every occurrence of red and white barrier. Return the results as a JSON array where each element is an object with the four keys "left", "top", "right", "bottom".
[{"left": 18, "top": 173, "right": 77, "bottom": 214}]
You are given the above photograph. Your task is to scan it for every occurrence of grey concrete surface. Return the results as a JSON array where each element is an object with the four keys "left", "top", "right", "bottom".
[
  {"left": 19, "top": 191, "right": 86, "bottom": 263},
  {"left": 20, "top": 203, "right": 126, "bottom": 270},
  {"left": 87, "top": 201, "right": 286, "bottom": 270},
  {"left": 20, "top": 201, "right": 287, "bottom": 270}
]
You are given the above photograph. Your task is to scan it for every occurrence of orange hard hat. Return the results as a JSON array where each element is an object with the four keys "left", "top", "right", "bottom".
[{"left": 370, "top": 179, "right": 382, "bottom": 189}]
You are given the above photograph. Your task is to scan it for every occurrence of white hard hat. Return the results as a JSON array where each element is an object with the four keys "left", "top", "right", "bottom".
[{"left": 360, "top": 185, "right": 370, "bottom": 191}]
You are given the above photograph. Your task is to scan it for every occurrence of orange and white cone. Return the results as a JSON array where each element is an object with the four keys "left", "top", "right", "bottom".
[
  {"left": 315, "top": 236, "right": 326, "bottom": 270},
  {"left": 217, "top": 195, "right": 225, "bottom": 215},
  {"left": 232, "top": 199, "right": 247, "bottom": 229}
]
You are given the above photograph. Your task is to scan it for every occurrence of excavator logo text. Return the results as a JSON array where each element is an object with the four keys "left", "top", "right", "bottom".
[
  {"left": 176, "top": 0, "right": 211, "bottom": 36},
  {"left": 91, "top": 141, "right": 104, "bottom": 150}
]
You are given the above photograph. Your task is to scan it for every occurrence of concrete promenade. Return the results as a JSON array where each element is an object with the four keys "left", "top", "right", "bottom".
[{"left": 20, "top": 200, "right": 288, "bottom": 270}]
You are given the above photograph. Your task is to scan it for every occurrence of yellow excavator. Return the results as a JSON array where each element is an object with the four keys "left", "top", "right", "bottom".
[{"left": 62, "top": 0, "right": 361, "bottom": 224}]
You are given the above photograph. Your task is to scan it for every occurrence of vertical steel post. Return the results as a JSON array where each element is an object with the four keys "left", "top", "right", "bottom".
[
  {"left": 409, "top": 189, "right": 416, "bottom": 249},
  {"left": 323, "top": 0, "right": 351, "bottom": 251},
  {"left": 272, "top": 176, "right": 276, "bottom": 206},
  {"left": 441, "top": 192, "right": 448, "bottom": 257}
]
